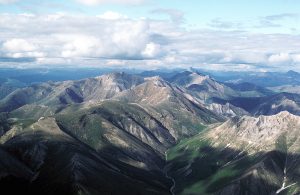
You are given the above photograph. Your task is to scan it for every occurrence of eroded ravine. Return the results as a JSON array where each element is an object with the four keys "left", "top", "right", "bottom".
[{"left": 164, "top": 151, "right": 176, "bottom": 195}]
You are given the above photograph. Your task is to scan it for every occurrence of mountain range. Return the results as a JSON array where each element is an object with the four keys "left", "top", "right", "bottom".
[{"left": 0, "top": 69, "right": 300, "bottom": 194}]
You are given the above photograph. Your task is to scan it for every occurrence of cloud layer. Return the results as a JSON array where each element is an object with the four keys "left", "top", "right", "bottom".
[{"left": 0, "top": 12, "right": 300, "bottom": 71}]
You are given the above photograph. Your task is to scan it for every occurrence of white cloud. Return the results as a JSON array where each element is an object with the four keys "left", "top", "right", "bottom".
[
  {"left": 60, "top": 35, "right": 101, "bottom": 58},
  {"left": 268, "top": 53, "right": 292, "bottom": 64},
  {"left": 0, "top": 13, "right": 163, "bottom": 62},
  {"left": 0, "top": 0, "right": 18, "bottom": 4},
  {"left": 0, "top": 13, "right": 300, "bottom": 71},
  {"left": 97, "top": 11, "right": 127, "bottom": 20},
  {"left": 292, "top": 54, "right": 300, "bottom": 63},
  {"left": 76, "top": 0, "right": 144, "bottom": 6},
  {"left": 1, "top": 38, "right": 45, "bottom": 58},
  {"left": 142, "top": 42, "right": 162, "bottom": 58},
  {"left": 2, "top": 38, "right": 37, "bottom": 52}
]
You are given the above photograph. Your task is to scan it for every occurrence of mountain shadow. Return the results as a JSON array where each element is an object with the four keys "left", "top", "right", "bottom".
[
  {"left": 166, "top": 145, "right": 300, "bottom": 195},
  {"left": 0, "top": 131, "right": 172, "bottom": 195}
]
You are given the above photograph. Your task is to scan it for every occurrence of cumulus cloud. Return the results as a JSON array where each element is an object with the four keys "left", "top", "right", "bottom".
[
  {"left": 76, "top": 0, "right": 145, "bottom": 6},
  {"left": 0, "top": 13, "right": 300, "bottom": 71},
  {"left": 267, "top": 53, "right": 300, "bottom": 66},
  {"left": 0, "top": 13, "right": 164, "bottom": 63},
  {"left": 292, "top": 54, "right": 300, "bottom": 63},
  {"left": 2, "top": 38, "right": 36, "bottom": 52},
  {"left": 97, "top": 11, "right": 128, "bottom": 20},
  {"left": 142, "top": 42, "right": 163, "bottom": 58},
  {"left": 1, "top": 38, "right": 44, "bottom": 58},
  {"left": 268, "top": 53, "right": 292, "bottom": 64}
]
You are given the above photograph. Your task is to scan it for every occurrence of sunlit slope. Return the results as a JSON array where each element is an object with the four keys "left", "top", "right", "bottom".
[{"left": 167, "top": 111, "right": 300, "bottom": 195}]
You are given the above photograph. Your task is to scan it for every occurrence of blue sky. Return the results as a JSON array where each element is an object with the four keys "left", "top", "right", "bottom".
[{"left": 0, "top": 0, "right": 300, "bottom": 71}]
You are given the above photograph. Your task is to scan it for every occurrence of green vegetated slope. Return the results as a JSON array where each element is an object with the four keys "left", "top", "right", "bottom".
[{"left": 166, "top": 111, "right": 300, "bottom": 195}]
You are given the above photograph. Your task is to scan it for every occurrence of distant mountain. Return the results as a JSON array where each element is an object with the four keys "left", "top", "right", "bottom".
[
  {"left": 168, "top": 71, "right": 271, "bottom": 103},
  {"left": 252, "top": 93, "right": 300, "bottom": 116},
  {"left": 268, "top": 85, "right": 300, "bottom": 95},
  {"left": 224, "top": 82, "right": 274, "bottom": 96},
  {"left": 0, "top": 78, "right": 25, "bottom": 100},
  {"left": 0, "top": 68, "right": 126, "bottom": 85},
  {"left": 0, "top": 72, "right": 143, "bottom": 112},
  {"left": 138, "top": 69, "right": 184, "bottom": 80},
  {"left": 286, "top": 70, "right": 300, "bottom": 77},
  {"left": 225, "top": 92, "right": 300, "bottom": 116},
  {"left": 221, "top": 70, "right": 300, "bottom": 87},
  {"left": 166, "top": 111, "right": 300, "bottom": 194},
  {"left": 168, "top": 71, "right": 237, "bottom": 101}
]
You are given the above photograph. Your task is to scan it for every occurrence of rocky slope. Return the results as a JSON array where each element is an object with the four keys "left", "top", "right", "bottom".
[
  {"left": 166, "top": 111, "right": 300, "bottom": 194},
  {"left": 0, "top": 72, "right": 143, "bottom": 112},
  {"left": 168, "top": 71, "right": 271, "bottom": 103},
  {"left": 0, "top": 72, "right": 226, "bottom": 194},
  {"left": 168, "top": 71, "right": 238, "bottom": 101},
  {"left": 205, "top": 103, "right": 250, "bottom": 118},
  {"left": 116, "top": 76, "right": 223, "bottom": 138}
]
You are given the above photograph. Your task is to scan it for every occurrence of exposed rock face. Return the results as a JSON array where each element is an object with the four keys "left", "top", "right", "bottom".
[
  {"left": 116, "top": 76, "right": 177, "bottom": 105},
  {"left": 169, "top": 71, "right": 237, "bottom": 101},
  {"left": 167, "top": 111, "right": 300, "bottom": 195},
  {"left": 207, "top": 111, "right": 300, "bottom": 153},
  {"left": 205, "top": 103, "right": 250, "bottom": 118},
  {"left": 78, "top": 72, "right": 144, "bottom": 101},
  {"left": 116, "top": 76, "right": 223, "bottom": 139}
]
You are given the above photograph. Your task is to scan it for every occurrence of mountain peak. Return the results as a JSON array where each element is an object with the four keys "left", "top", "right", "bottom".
[
  {"left": 239, "top": 110, "right": 299, "bottom": 125},
  {"left": 205, "top": 110, "right": 300, "bottom": 154},
  {"left": 274, "top": 110, "right": 296, "bottom": 117},
  {"left": 169, "top": 70, "right": 211, "bottom": 87},
  {"left": 183, "top": 70, "right": 206, "bottom": 77},
  {"left": 286, "top": 70, "right": 300, "bottom": 77},
  {"left": 144, "top": 76, "right": 171, "bottom": 87},
  {"left": 96, "top": 72, "right": 128, "bottom": 79}
]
